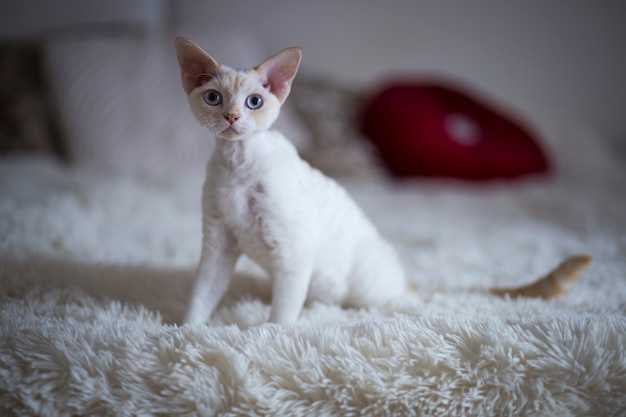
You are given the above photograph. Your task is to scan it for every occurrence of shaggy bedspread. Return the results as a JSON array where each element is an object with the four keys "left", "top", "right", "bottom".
[{"left": 1, "top": 153, "right": 625, "bottom": 416}]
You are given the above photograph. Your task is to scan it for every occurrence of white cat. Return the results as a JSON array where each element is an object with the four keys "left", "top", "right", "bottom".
[
  {"left": 175, "top": 37, "right": 405, "bottom": 325},
  {"left": 175, "top": 37, "right": 591, "bottom": 325}
]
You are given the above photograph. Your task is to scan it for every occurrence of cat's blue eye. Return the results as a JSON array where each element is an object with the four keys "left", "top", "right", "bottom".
[
  {"left": 203, "top": 90, "right": 222, "bottom": 106},
  {"left": 246, "top": 94, "right": 263, "bottom": 110}
]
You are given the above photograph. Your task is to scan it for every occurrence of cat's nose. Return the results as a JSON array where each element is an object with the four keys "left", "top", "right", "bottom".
[{"left": 224, "top": 112, "right": 240, "bottom": 124}]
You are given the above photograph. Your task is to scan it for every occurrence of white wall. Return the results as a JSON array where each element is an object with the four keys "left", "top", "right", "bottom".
[
  {"left": 173, "top": 0, "right": 626, "bottom": 150},
  {"left": 0, "top": 0, "right": 166, "bottom": 38}
]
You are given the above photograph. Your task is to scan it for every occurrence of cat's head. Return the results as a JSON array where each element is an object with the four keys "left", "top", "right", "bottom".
[{"left": 175, "top": 37, "right": 301, "bottom": 141}]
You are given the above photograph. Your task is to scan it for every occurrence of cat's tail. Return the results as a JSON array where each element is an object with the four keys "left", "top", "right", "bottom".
[{"left": 488, "top": 255, "right": 592, "bottom": 299}]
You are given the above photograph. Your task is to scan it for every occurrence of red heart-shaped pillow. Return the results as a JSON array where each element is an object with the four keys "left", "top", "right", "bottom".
[{"left": 359, "top": 82, "right": 550, "bottom": 180}]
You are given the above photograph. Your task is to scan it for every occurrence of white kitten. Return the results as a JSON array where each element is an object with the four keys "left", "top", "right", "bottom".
[{"left": 175, "top": 37, "right": 405, "bottom": 324}]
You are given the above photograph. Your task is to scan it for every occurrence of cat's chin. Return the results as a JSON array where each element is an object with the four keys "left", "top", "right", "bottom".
[{"left": 216, "top": 126, "right": 247, "bottom": 141}]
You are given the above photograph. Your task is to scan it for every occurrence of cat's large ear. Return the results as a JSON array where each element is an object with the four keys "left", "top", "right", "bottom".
[
  {"left": 255, "top": 47, "right": 302, "bottom": 103},
  {"left": 175, "top": 36, "right": 220, "bottom": 94}
]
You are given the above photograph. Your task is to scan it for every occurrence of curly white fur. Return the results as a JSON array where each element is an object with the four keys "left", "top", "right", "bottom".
[{"left": 176, "top": 37, "right": 405, "bottom": 324}]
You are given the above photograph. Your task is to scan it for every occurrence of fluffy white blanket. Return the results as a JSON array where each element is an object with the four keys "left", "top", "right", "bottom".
[{"left": 1, "top": 154, "right": 625, "bottom": 416}]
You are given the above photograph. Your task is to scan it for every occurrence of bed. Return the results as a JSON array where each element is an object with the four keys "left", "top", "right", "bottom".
[{"left": 1, "top": 30, "right": 626, "bottom": 416}]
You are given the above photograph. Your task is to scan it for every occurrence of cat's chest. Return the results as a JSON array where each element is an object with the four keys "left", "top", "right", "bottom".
[
  {"left": 214, "top": 163, "right": 267, "bottom": 227},
  {"left": 210, "top": 135, "right": 296, "bottom": 237},
  {"left": 217, "top": 175, "right": 267, "bottom": 228}
]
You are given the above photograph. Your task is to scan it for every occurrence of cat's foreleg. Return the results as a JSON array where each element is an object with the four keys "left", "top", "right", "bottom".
[
  {"left": 184, "top": 227, "right": 239, "bottom": 325},
  {"left": 268, "top": 261, "right": 313, "bottom": 324}
]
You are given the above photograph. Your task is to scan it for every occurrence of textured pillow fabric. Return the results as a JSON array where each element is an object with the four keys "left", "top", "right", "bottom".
[
  {"left": 359, "top": 81, "right": 550, "bottom": 180},
  {"left": 0, "top": 41, "right": 65, "bottom": 159},
  {"left": 288, "top": 76, "right": 382, "bottom": 178}
]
